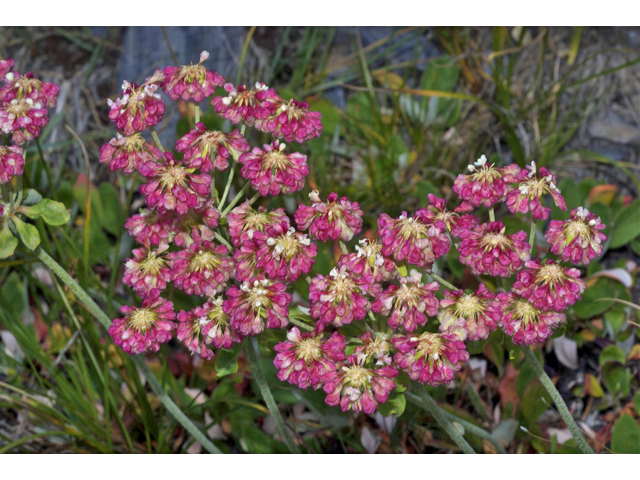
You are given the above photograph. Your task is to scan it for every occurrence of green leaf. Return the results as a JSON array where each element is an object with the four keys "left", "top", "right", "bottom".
[
  {"left": 307, "top": 98, "right": 341, "bottom": 136},
  {"left": 599, "top": 345, "right": 626, "bottom": 365},
  {"left": 0, "top": 227, "right": 18, "bottom": 259},
  {"left": 21, "top": 189, "right": 43, "bottom": 206},
  {"left": 0, "top": 272, "right": 27, "bottom": 321},
  {"left": 611, "top": 414, "right": 640, "bottom": 454},
  {"left": 99, "top": 183, "right": 123, "bottom": 235},
  {"left": 604, "top": 310, "right": 626, "bottom": 334},
  {"left": 573, "top": 281, "right": 616, "bottom": 319},
  {"left": 602, "top": 364, "right": 630, "bottom": 396},
  {"left": 521, "top": 382, "right": 552, "bottom": 425},
  {"left": 11, "top": 217, "right": 40, "bottom": 250},
  {"left": 516, "top": 359, "right": 537, "bottom": 399},
  {"left": 610, "top": 197, "right": 640, "bottom": 249},
  {"left": 21, "top": 199, "right": 70, "bottom": 226},
  {"left": 376, "top": 390, "right": 406, "bottom": 417},
  {"left": 633, "top": 391, "right": 640, "bottom": 417},
  {"left": 215, "top": 344, "right": 242, "bottom": 377}
]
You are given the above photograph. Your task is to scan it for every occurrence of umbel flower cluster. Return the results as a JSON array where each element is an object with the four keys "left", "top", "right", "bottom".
[{"left": 106, "top": 52, "right": 605, "bottom": 415}]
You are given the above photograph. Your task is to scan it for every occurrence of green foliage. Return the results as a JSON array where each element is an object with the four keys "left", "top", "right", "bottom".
[{"left": 611, "top": 415, "right": 640, "bottom": 454}]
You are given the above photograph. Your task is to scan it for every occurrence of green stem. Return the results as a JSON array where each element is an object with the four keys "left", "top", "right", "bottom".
[
  {"left": 521, "top": 346, "right": 594, "bottom": 454},
  {"left": 489, "top": 208, "right": 495, "bottom": 222},
  {"left": 430, "top": 272, "right": 458, "bottom": 291},
  {"left": 245, "top": 339, "right": 301, "bottom": 453},
  {"left": 194, "top": 105, "right": 200, "bottom": 124},
  {"left": 214, "top": 232, "right": 233, "bottom": 251},
  {"left": 34, "top": 247, "right": 222, "bottom": 454},
  {"left": 529, "top": 221, "right": 537, "bottom": 257},
  {"left": 288, "top": 316, "right": 314, "bottom": 332},
  {"left": 149, "top": 127, "right": 165, "bottom": 153},
  {"left": 412, "top": 388, "right": 476, "bottom": 454},
  {"left": 35, "top": 138, "right": 56, "bottom": 199},
  {"left": 339, "top": 241, "right": 348, "bottom": 255},
  {"left": 405, "top": 391, "right": 506, "bottom": 454},
  {"left": 219, "top": 165, "right": 235, "bottom": 208},
  {"left": 220, "top": 182, "right": 251, "bottom": 218}
]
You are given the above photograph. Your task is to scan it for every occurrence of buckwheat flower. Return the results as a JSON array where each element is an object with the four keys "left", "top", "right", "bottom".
[
  {"left": 125, "top": 209, "right": 173, "bottom": 246},
  {"left": 420, "top": 193, "right": 479, "bottom": 238},
  {"left": 107, "top": 80, "right": 165, "bottom": 135},
  {"left": 254, "top": 98, "right": 323, "bottom": 143},
  {"left": 354, "top": 332, "right": 393, "bottom": 366},
  {"left": 211, "top": 82, "right": 280, "bottom": 126},
  {"left": 274, "top": 328, "right": 346, "bottom": 390},
  {"left": 0, "top": 70, "right": 59, "bottom": 108},
  {"left": 458, "top": 221, "right": 530, "bottom": 277},
  {"left": 239, "top": 140, "right": 309, "bottom": 196},
  {"left": 545, "top": 207, "right": 607, "bottom": 265},
  {"left": 506, "top": 161, "right": 567, "bottom": 220},
  {"left": 294, "top": 191, "right": 363, "bottom": 242},
  {"left": 453, "top": 155, "right": 520, "bottom": 208},
  {"left": 99, "top": 133, "right": 163, "bottom": 175},
  {"left": 254, "top": 221, "right": 317, "bottom": 283},
  {"left": 223, "top": 279, "right": 291, "bottom": 336},
  {"left": 372, "top": 270, "right": 439, "bottom": 332},
  {"left": 139, "top": 152, "right": 211, "bottom": 214},
  {"left": 227, "top": 200, "right": 289, "bottom": 246},
  {"left": 322, "top": 355, "right": 398, "bottom": 414},
  {"left": 437, "top": 284, "right": 501, "bottom": 341},
  {"left": 0, "top": 145, "right": 24, "bottom": 184},
  {"left": 309, "top": 266, "right": 379, "bottom": 330},
  {"left": 175, "top": 122, "right": 250, "bottom": 172},
  {"left": 123, "top": 243, "right": 172, "bottom": 297},
  {"left": 169, "top": 241, "right": 234, "bottom": 296},
  {"left": 512, "top": 259, "right": 586, "bottom": 312},
  {"left": 0, "top": 59, "right": 14, "bottom": 79},
  {"left": 337, "top": 238, "right": 397, "bottom": 282},
  {"left": 172, "top": 201, "right": 221, "bottom": 247},
  {"left": 161, "top": 51, "right": 225, "bottom": 102},
  {"left": 392, "top": 332, "right": 469, "bottom": 386},
  {"left": 495, "top": 292, "right": 566, "bottom": 345},
  {"left": 233, "top": 240, "right": 263, "bottom": 282},
  {"left": 187, "top": 297, "right": 242, "bottom": 350},
  {"left": 0, "top": 98, "right": 49, "bottom": 143},
  {"left": 108, "top": 296, "right": 175, "bottom": 354},
  {"left": 377, "top": 212, "right": 450, "bottom": 267},
  {"left": 176, "top": 308, "right": 215, "bottom": 360}
]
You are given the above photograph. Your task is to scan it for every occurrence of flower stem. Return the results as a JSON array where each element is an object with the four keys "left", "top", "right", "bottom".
[
  {"left": 149, "top": 127, "right": 165, "bottom": 153},
  {"left": 411, "top": 387, "right": 476, "bottom": 454},
  {"left": 489, "top": 208, "right": 495, "bottom": 222},
  {"left": 34, "top": 247, "right": 223, "bottom": 454},
  {"left": 220, "top": 182, "right": 251, "bottom": 218},
  {"left": 521, "top": 346, "right": 594, "bottom": 454},
  {"left": 529, "top": 221, "right": 537, "bottom": 257},
  {"left": 429, "top": 272, "right": 458, "bottom": 291},
  {"left": 405, "top": 391, "right": 506, "bottom": 454},
  {"left": 339, "top": 241, "right": 348, "bottom": 255},
  {"left": 288, "top": 316, "right": 314, "bottom": 332},
  {"left": 35, "top": 138, "right": 56, "bottom": 199},
  {"left": 194, "top": 105, "right": 200, "bottom": 124},
  {"left": 214, "top": 232, "right": 233, "bottom": 251},
  {"left": 219, "top": 165, "right": 235, "bottom": 208},
  {"left": 245, "top": 339, "right": 301, "bottom": 453}
]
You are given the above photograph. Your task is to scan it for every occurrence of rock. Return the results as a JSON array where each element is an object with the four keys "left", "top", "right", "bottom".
[{"left": 588, "top": 112, "right": 640, "bottom": 145}]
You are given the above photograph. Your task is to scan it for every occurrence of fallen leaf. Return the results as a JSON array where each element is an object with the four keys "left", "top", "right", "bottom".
[
  {"left": 498, "top": 363, "right": 520, "bottom": 410},
  {"left": 553, "top": 336, "right": 578, "bottom": 369}
]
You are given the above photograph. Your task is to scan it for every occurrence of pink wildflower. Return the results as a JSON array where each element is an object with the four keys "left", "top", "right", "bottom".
[
  {"left": 0, "top": 59, "right": 14, "bottom": 79},
  {"left": 420, "top": 193, "right": 479, "bottom": 238},
  {"left": 99, "top": 133, "right": 163, "bottom": 175},
  {"left": 453, "top": 155, "right": 520, "bottom": 208},
  {"left": 322, "top": 356, "right": 398, "bottom": 414},
  {"left": 506, "top": 161, "right": 567, "bottom": 220},
  {"left": 254, "top": 97, "right": 322, "bottom": 143},
  {"left": 512, "top": 259, "right": 586, "bottom": 312},
  {"left": 179, "top": 297, "right": 241, "bottom": 351},
  {"left": 172, "top": 201, "right": 221, "bottom": 247},
  {"left": 337, "top": 238, "right": 397, "bottom": 282},
  {"left": 233, "top": 240, "right": 263, "bottom": 282},
  {"left": 169, "top": 241, "right": 234, "bottom": 296},
  {"left": 211, "top": 82, "right": 280, "bottom": 126},
  {"left": 175, "top": 122, "right": 249, "bottom": 172},
  {"left": 0, "top": 70, "right": 59, "bottom": 108},
  {"left": 0, "top": 98, "right": 49, "bottom": 143},
  {"left": 392, "top": 333, "right": 469, "bottom": 386},
  {"left": 227, "top": 200, "right": 289, "bottom": 246},
  {"left": 125, "top": 209, "right": 173, "bottom": 246},
  {"left": 123, "top": 243, "right": 172, "bottom": 297},
  {"left": 0, "top": 145, "right": 24, "bottom": 183},
  {"left": 545, "top": 207, "right": 607, "bottom": 265},
  {"left": 354, "top": 332, "right": 393, "bottom": 366},
  {"left": 495, "top": 292, "right": 566, "bottom": 346},
  {"left": 274, "top": 328, "right": 346, "bottom": 390},
  {"left": 108, "top": 296, "right": 175, "bottom": 354},
  {"left": 437, "top": 284, "right": 501, "bottom": 341},
  {"left": 239, "top": 140, "right": 309, "bottom": 196},
  {"left": 458, "top": 221, "right": 530, "bottom": 277},
  {"left": 161, "top": 51, "right": 225, "bottom": 102},
  {"left": 377, "top": 212, "right": 450, "bottom": 267},
  {"left": 294, "top": 191, "right": 363, "bottom": 242},
  {"left": 107, "top": 80, "right": 165, "bottom": 135},
  {"left": 223, "top": 279, "right": 291, "bottom": 336},
  {"left": 372, "top": 270, "right": 440, "bottom": 332}
]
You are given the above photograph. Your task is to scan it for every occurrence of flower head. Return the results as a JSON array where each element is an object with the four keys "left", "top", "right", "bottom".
[
  {"left": 239, "top": 140, "right": 309, "bottom": 196},
  {"left": 495, "top": 292, "right": 566, "bottom": 345},
  {"left": 453, "top": 155, "right": 520, "bottom": 207},
  {"left": 354, "top": 332, "right": 393, "bottom": 366},
  {"left": 125, "top": 209, "right": 173, "bottom": 246},
  {"left": 545, "top": 207, "right": 607, "bottom": 265},
  {"left": 377, "top": 212, "right": 450, "bottom": 267},
  {"left": 0, "top": 59, "right": 15, "bottom": 79},
  {"left": 437, "top": 284, "right": 501, "bottom": 341},
  {"left": 99, "top": 133, "right": 163, "bottom": 175},
  {"left": 392, "top": 333, "right": 469, "bottom": 386},
  {"left": 181, "top": 297, "right": 241, "bottom": 350},
  {"left": 123, "top": 243, "right": 172, "bottom": 297},
  {"left": 108, "top": 296, "right": 175, "bottom": 354},
  {"left": 169, "top": 241, "right": 234, "bottom": 296},
  {"left": 171, "top": 200, "right": 221, "bottom": 247},
  {"left": 0, "top": 97, "right": 49, "bottom": 143},
  {"left": 161, "top": 52, "right": 225, "bottom": 102},
  {"left": 506, "top": 161, "right": 567, "bottom": 220},
  {"left": 211, "top": 82, "right": 280, "bottom": 125},
  {"left": 294, "top": 191, "right": 363, "bottom": 242},
  {"left": 223, "top": 279, "right": 291, "bottom": 336},
  {"left": 254, "top": 97, "right": 323, "bottom": 143},
  {"left": 107, "top": 80, "right": 165, "bottom": 135},
  {"left": 337, "top": 238, "right": 397, "bottom": 283},
  {"left": 0, "top": 145, "right": 24, "bottom": 184},
  {"left": 175, "top": 123, "right": 249, "bottom": 172},
  {"left": 420, "top": 193, "right": 479, "bottom": 238},
  {"left": 227, "top": 201, "right": 289, "bottom": 246},
  {"left": 372, "top": 270, "right": 440, "bottom": 332},
  {"left": 322, "top": 356, "right": 398, "bottom": 414},
  {"left": 274, "top": 328, "right": 346, "bottom": 390},
  {"left": 512, "top": 259, "right": 586, "bottom": 312},
  {"left": 458, "top": 221, "right": 530, "bottom": 277},
  {"left": 0, "top": 70, "right": 59, "bottom": 108}
]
